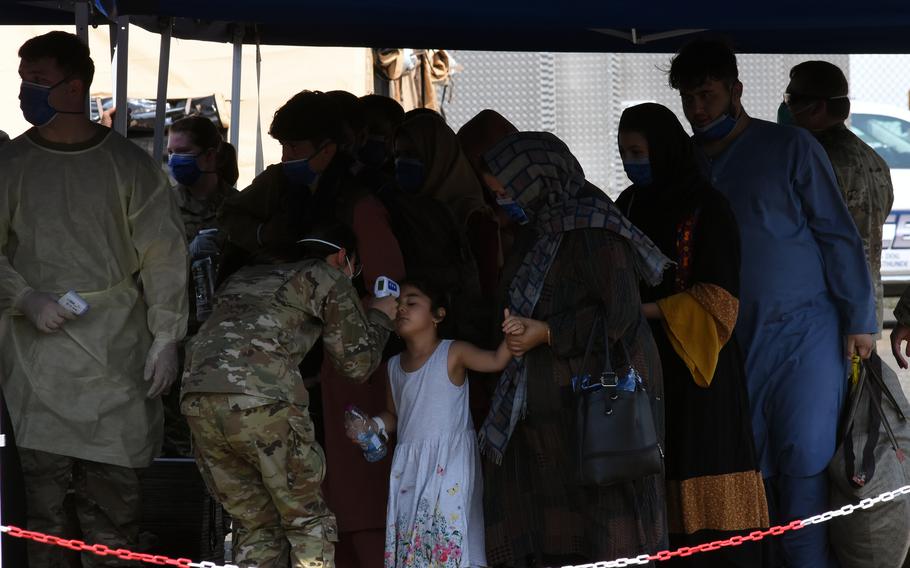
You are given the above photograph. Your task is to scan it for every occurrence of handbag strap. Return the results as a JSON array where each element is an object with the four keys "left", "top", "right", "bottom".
[
  {"left": 865, "top": 354, "right": 907, "bottom": 462},
  {"left": 578, "top": 311, "right": 603, "bottom": 375},
  {"left": 842, "top": 361, "right": 872, "bottom": 487},
  {"left": 866, "top": 353, "right": 908, "bottom": 422},
  {"left": 839, "top": 365, "right": 867, "bottom": 440},
  {"left": 573, "top": 232, "right": 633, "bottom": 390}
]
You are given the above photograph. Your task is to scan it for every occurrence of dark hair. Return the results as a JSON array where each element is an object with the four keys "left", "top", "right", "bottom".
[
  {"left": 250, "top": 221, "right": 358, "bottom": 266},
  {"left": 788, "top": 61, "right": 851, "bottom": 121},
  {"left": 668, "top": 39, "right": 738, "bottom": 91},
  {"left": 359, "top": 94, "right": 405, "bottom": 137},
  {"left": 269, "top": 90, "right": 342, "bottom": 145},
  {"left": 400, "top": 279, "right": 448, "bottom": 313},
  {"left": 404, "top": 107, "right": 444, "bottom": 122},
  {"left": 19, "top": 31, "right": 95, "bottom": 93},
  {"left": 170, "top": 115, "right": 239, "bottom": 186},
  {"left": 325, "top": 90, "right": 366, "bottom": 153}
]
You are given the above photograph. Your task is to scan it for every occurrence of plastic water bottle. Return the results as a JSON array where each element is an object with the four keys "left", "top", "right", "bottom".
[{"left": 344, "top": 405, "right": 387, "bottom": 462}]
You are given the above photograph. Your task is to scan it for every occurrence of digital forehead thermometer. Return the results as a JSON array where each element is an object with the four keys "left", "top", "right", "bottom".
[
  {"left": 374, "top": 276, "right": 400, "bottom": 298},
  {"left": 58, "top": 290, "right": 89, "bottom": 316}
]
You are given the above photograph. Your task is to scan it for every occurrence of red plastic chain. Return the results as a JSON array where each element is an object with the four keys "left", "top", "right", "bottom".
[
  {"left": 648, "top": 520, "right": 804, "bottom": 562},
  {"left": 4, "top": 525, "right": 196, "bottom": 566},
  {"left": 4, "top": 519, "right": 808, "bottom": 566}
]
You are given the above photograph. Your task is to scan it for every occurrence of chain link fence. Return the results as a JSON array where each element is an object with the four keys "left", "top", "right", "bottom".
[{"left": 441, "top": 51, "right": 910, "bottom": 198}]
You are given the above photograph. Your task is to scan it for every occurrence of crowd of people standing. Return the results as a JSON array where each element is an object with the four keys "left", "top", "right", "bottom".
[{"left": 0, "top": 30, "right": 903, "bottom": 568}]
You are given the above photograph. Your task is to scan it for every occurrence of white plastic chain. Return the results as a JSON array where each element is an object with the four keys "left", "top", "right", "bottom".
[{"left": 560, "top": 484, "right": 910, "bottom": 568}]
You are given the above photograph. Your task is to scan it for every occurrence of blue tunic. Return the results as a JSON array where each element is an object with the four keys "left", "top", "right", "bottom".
[{"left": 704, "top": 119, "right": 876, "bottom": 478}]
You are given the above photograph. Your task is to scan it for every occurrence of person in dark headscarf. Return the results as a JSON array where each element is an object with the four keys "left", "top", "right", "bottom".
[
  {"left": 457, "top": 109, "right": 519, "bottom": 178},
  {"left": 394, "top": 114, "right": 499, "bottom": 297},
  {"left": 476, "top": 131, "right": 671, "bottom": 566},
  {"left": 454, "top": 109, "right": 519, "bottom": 296},
  {"left": 615, "top": 103, "right": 768, "bottom": 567}
]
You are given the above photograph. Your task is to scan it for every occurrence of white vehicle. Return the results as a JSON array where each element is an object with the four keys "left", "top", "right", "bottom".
[{"left": 848, "top": 102, "right": 910, "bottom": 293}]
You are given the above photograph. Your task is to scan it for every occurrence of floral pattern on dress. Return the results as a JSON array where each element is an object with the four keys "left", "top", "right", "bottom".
[{"left": 385, "top": 494, "right": 465, "bottom": 567}]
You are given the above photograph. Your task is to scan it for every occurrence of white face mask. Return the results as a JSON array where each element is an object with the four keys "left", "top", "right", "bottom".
[
  {"left": 296, "top": 237, "right": 361, "bottom": 280},
  {"left": 344, "top": 255, "right": 363, "bottom": 280}
]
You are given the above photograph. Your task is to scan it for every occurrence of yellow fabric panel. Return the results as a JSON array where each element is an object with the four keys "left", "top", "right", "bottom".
[{"left": 656, "top": 292, "right": 722, "bottom": 388}]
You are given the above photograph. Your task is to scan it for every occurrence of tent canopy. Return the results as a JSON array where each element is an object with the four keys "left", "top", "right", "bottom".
[{"left": 8, "top": 0, "right": 910, "bottom": 53}]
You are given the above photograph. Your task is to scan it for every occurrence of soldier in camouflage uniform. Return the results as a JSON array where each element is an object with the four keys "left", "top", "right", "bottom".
[
  {"left": 164, "top": 116, "right": 240, "bottom": 457},
  {"left": 786, "top": 61, "right": 894, "bottom": 333},
  {"left": 181, "top": 223, "right": 397, "bottom": 568}
]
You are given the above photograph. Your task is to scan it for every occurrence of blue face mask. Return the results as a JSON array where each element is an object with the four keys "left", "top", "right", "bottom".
[
  {"left": 168, "top": 153, "right": 204, "bottom": 186},
  {"left": 693, "top": 112, "right": 738, "bottom": 142},
  {"left": 282, "top": 157, "right": 319, "bottom": 187},
  {"left": 623, "top": 158, "right": 654, "bottom": 187},
  {"left": 395, "top": 158, "right": 426, "bottom": 193},
  {"left": 358, "top": 137, "right": 388, "bottom": 168},
  {"left": 20, "top": 79, "right": 69, "bottom": 127},
  {"left": 496, "top": 196, "right": 530, "bottom": 225}
]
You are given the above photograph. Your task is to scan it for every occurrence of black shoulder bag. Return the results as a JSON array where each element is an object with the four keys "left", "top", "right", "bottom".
[{"left": 572, "top": 312, "right": 663, "bottom": 486}]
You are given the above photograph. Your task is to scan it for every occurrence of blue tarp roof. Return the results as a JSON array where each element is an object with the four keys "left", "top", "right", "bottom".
[
  {"left": 2, "top": 2, "right": 81, "bottom": 25},
  {"left": 8, "top": 0, "right": 910, "bottom": 53}
]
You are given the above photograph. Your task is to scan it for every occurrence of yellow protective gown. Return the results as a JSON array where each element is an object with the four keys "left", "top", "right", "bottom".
[{"left": 0, "top": 127, "right": 188, "bottom": 468}]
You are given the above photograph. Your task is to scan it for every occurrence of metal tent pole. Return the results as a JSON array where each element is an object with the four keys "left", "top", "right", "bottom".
[
  {"left": 112, "top": 16, "right": 130, "bottom": 136},
  {"left": 254, "top": 41, "right": 263, "bottom": 176},
  {"left": 229, "top": 26, "right": 244, "bottom": 152},
  {"left": 153, "top": 19, "right": 173, "bottom": 164},
  {"left": 75, "top": 1, "right": 90, "bottom": 116}
]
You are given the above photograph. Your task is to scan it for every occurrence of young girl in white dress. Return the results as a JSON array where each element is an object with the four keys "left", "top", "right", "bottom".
[{"left": 348, "top": 280, "right": 517, "bottom": 568}]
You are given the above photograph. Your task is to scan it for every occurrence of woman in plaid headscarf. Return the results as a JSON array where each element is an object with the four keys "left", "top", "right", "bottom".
[{"left": 476, "top": 130, "right": 671, "bottom": 566}]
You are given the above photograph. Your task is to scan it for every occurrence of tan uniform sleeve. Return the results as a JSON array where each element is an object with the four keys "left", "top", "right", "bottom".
[
  {"left": 129, "top": 158, "right": 189, "bottom": 343},
  {"left": 297, "top": 266, "right": 393, "bottom": 382}
]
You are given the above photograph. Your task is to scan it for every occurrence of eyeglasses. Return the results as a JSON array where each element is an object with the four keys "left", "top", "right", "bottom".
[{"left": 783, "top": 92, "right": 849, "bottom": 106}]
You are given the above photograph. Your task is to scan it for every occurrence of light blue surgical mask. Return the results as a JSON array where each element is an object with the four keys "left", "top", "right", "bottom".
[
  {"left": 496, "top": 196, "right": 530, "bottom": 225},
  {"left": 693, "top": 87, "right": 739, "bottom": 142},
  {"left": 394, "top": 158, "right": 426, "bottom": 193},
  {"left": 19, "top": 78, "right": 71, "bottom": 127},
  {"left": 693, "top": 112, "right": 738, "bottom": 142},
  {"left": 623, "top": 158, "right": 654, "bottom": 187}
]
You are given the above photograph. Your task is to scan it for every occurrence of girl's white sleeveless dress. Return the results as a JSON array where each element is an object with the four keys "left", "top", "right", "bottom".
[{"left": 385, "top": 340, "right": 486, "bottom": 567}]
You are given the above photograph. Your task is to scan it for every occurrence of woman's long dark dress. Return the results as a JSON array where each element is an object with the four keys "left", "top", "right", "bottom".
[
  {"left": 484, "top": 227, "right": 668, "bottom": 567},
  {"left": 616, "top": 186, "right": 768, "bottom": 567}
]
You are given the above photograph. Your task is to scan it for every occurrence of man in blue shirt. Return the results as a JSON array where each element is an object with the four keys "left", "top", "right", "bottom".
[{"left": 668, "top": 39, "right": 876, "bottom": 567}]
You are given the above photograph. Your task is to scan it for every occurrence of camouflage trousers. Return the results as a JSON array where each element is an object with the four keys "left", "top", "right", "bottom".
[
  {"left": 182, "top": 394, "right": 337, "bottom": 568},
  {"left": 18, "top": 448, "right": 143, "bottom": 568}
]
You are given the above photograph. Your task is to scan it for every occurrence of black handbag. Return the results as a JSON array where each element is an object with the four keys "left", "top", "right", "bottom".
[{"left": 572, "top": 312, "right": 663, "bottom": 486}]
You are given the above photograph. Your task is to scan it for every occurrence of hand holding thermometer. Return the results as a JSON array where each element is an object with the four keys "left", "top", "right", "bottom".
[{"left": 374, "top": 276, "right": 400, "bottom": 298}]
